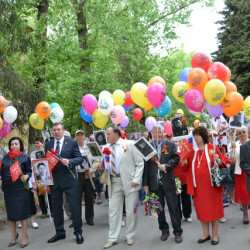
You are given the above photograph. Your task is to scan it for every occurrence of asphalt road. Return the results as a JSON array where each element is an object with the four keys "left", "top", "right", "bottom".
[{"left": 0, "top": 194, "right": 250, "bottom": 250}]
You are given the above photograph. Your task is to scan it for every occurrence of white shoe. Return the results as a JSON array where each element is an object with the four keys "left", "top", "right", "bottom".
[
  {"left": 121, "top": 220, "right": 125, "bottom": 227},
  {"left": 17, "top": 223, "right": 22, "bottom": 228},
  {"left": 220, "top": 218, "right": 227, "bottom": 223},
  {"left": 186, "top": 218, "right": 192, "bottom": 223},
  {"left": 126, "top": 238, "right": 134, "bottom": 245},
  {"left": 103, "top": 241, "right": 116, "bottom": 249},
  {"left": 32, "top": 222, "right": 39, "bottom": 229}
]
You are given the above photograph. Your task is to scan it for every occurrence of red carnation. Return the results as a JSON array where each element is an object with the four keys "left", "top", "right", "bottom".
[
  {"left": 51, "top": 148, "right": 59, "bottom": 155},
  {"left": 102, "top": 148, "right": 111, "bottom": 155}
]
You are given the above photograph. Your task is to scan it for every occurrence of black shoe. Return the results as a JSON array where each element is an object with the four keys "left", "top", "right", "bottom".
[
  {"left": 76, "top": 235, "right": 84, "bottom": 244},
  {"left": 69, "top": 223, "right": 74, "bottom": 228},
  {"left": 198, "top": 235, "right": 211, "bottom": 244},
  {"left": 87, "top": 220, "right": 94, "bottom": 226},
  {"left": 47, "top": 234, "right": 65, "bottom": 243},
  {"left": 160, "top": 232, "right": 169, "bottom": 241},
  {"left": 8, "top": 233, "right": 19, "bottom": 247},
  {"left": 211, "top": 238, "right": 219, "bottom": 245},
  {"left": 243, "top": 220, "right": 249, "bottom": 224}
]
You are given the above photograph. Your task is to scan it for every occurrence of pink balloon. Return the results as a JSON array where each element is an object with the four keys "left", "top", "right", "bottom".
[
  {"left": 0, "top": 120, "right": 11, "bottom": 137},
  {"left": 82, "top": 94, "right": 97, "bottom": 114},
  {"left": 164, "top": 121, "right": 173, "bottom": 137},
  {"left": 110, "top": 105, "right": 125, "bottom": 125},
  {"left": 147, "top": 82, "right": 166, "bottom": 108},
  {"left": 184, "top": 89, "right": 205, "bottom": 113}
]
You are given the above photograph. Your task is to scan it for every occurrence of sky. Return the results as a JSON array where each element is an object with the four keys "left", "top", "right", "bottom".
[{"left": 171, "top": 0, "right": 225, "bottom": 56}]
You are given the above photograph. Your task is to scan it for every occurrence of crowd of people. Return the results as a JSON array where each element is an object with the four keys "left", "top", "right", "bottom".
[{"left": 1, "top": 122, "right": 250, "bottom": 248}]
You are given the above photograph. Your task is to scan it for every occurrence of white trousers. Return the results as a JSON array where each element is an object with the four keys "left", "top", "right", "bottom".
[{"left": 108, "top": 177, "right": 138, "bottom": 242}]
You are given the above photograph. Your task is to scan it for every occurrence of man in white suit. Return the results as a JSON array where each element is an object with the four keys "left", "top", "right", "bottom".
[{"left": 103, "top": 127, "right": 144, "bottom": 249}]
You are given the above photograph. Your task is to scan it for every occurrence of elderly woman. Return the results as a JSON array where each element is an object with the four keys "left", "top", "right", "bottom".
[
  {"left": 182, "top": 127, "right": 225, "bottom": 245},
  {"left": 230, "top": 126, "right": 249, "bottom": 224},
  {"left": 0, "top": 137, "right": 32, "bottom": 248}
]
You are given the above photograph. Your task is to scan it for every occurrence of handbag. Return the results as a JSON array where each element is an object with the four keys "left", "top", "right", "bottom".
[{"left": 211, "top": 162, "right": 234, "bottom": 187}]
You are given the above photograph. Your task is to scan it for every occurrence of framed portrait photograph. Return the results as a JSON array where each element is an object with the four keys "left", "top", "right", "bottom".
[
  {"left": 80, "top": 155, "right": 91, "bottom": 170},
  {"left": 171, "top": 117, "right": 189, "bottom": 140},
  {"left": 42, "top": 129, "right": 53, "bottom": 143},
  {"left": 86, "top": 142, "right": 103, "bottom": 159},
  {"left": 134, "top": 137, "right": 157, "bottom": 161},
  {"left": 210, "top": 115, "right": 229, "bottom": 135},
  {"left": 93, "top": 130, "right": 107, "bottom": 146},
  {"left": 229, "top": 111, "right": 243, "bottom": 129},
  {"left": 34, "top": 150, "right": 46, "bottom": 159},
  {"left": 32, "top": 159, "right": 53, "bottom": 186}
]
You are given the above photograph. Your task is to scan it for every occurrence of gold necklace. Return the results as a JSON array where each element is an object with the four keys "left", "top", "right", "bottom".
[{"left": 197, "top": 150, "right": 205, "bottom": 168}]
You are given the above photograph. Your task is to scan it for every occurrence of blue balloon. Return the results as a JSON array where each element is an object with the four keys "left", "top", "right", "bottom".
[
  {"left": 80, "top": 107, "right": 92, "bottom": 123},
  {"left": 155, "top": 96, "right": 172, "bottom": 117},
  {"left": 50, "top": 102, "right": 61, "bottom": 109},
  {"left": 122, "top": 104, "right": 133, "bottom": 111},
  {"left": 179, "top": 68, "right": 192, "bottom": 82}
]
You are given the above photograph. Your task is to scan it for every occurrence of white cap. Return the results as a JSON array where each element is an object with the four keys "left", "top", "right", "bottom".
[
  {"left": 64, "top": 130, "right": 71, "bottom": 137},
  {"left": 75, "top": 130, "right": 85, "bottom": 136}
]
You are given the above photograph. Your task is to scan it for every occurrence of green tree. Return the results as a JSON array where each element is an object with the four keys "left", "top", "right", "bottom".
[{"left": 213, "top": 0, "right": 250, "bottom": 97}]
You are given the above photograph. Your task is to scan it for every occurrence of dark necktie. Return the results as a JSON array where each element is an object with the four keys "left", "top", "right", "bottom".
[{"left": 56, "top": 140, "right": 60, "bottom": 152}]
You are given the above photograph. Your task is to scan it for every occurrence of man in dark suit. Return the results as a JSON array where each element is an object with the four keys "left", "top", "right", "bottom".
[
  {"left": 143, "top": 125, "right": 183, "bottom": 243},
  {"left": 45, "top": 123, "right": 83, "bottom": 244}
]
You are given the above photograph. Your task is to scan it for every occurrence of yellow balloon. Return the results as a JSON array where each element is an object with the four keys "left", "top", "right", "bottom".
[
  {"left": 176, "top": 109, "right": 184, "bottom": 116},
  {"left": 195, "top": 114, "right": 200, "bottom": 118},
  {"left": 204, "top": 79, "right": 226, "bottom": 106},
  {"left": 112, "top": 90, "right": 125, "bottom": 105},
  {"left": 92, "top": 109, "right": 108, "bottom": 129},
  {"left": 243, "top": 96, "right": 250, "bottom": 119},
  {"left": 0, "top": 117, "right": 3, "bottom": 130},
  {"left": 29, "top": 113, "right": 44, "bottom": 130},
  {"left": 172, "top": 81, "right": 190, "bottom": 103},
  {"left": 131, "top": 82, "right": 148, "bottom": 108}
]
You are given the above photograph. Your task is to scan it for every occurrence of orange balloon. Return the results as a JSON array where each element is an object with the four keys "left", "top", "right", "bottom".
[
  {"left": 36, "top": 101, "right": 51, "bottom": 119},
  {"left": 0, "top": 95, "right": 7, "bottom": 113},
  {"left": 148, "top": 76, "right": 165, "bottom": 87},
  {"left": 194, "top": 119, "right": 200, "bottom": 128},
  {"left": 144, "top": 101, "right": 153, "bottom": 111},
  {"left": 188, "top": 68, "right": 208, "bottom": 92},
  {"left": 224, "top": 81, "right": 237, "bottom": 94},
  {"left": 225, "top": 66, "right": 231, "bottom": 82},
  {"left": 221, "top": 92, "right": 243, "bottom": 117}
]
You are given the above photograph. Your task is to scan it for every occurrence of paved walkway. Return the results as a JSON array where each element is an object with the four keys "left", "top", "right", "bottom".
[{"left": 0, "top": 194, "right": 250, "bottom": 250}]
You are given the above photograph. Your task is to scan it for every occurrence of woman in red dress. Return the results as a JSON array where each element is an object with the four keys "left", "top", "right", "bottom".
[
  {"left": 230, "top": 126, "right": 249, "bottom": 223},
  {"left": 182, "top": 127, "right": 225, "bottom": 245}
]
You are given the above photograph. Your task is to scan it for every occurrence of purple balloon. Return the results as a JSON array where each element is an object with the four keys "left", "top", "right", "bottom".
[
  {"left": 120, "top": 115, "right": 129, "bottom": 128},
  {"left": 145, "top": 116, "right": 157, "bottom": 132},
  {"left": 206, "top": 102, "right": 223, "bottom": 117},
  {"left": 0, "top": 120, "right": 11, "bottom": 137}
]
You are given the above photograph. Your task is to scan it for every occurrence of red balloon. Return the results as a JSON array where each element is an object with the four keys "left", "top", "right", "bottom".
[
  {"left": 164, "top": 121, "right": 173, "bottom": 137},
  {"left": 124, "top": 91, "right": 134, "bottom": 107},
  {"left": 191, "top": 52, "right": 211, "bottom": 72},
  {"left": 132, "top": 108, "right": 143, "bottom": 121},
  {"left": 207, "top": 62, "right": 228, "bottom": 82}
]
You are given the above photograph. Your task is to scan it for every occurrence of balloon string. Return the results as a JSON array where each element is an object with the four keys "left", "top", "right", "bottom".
[{"left": 138, "top": 121, "right": 140, "bottom": 132}]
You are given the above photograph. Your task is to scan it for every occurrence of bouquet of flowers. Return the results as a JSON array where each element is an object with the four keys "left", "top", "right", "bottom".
[
  {"left": 175, "top": 177, "right": 182, "bottom": 195},
  {"left": 134, "top": 192, "right": 163, "bottom": 218}
]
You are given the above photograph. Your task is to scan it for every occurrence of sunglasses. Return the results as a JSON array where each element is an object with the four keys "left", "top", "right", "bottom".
[{"left": 237, "top": 131, "right": 246, "bottom": 135}]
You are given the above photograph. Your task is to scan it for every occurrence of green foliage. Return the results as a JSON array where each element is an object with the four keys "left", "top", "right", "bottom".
[{"left": 212, "top": 0, "right": 250, "bottom": 98}]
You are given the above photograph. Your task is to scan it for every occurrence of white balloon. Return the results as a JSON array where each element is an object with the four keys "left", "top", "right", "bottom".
[
  {"left": 98, "top": 97, "right": 114, "bottom": 115},
  {"left": 50, "top": 107, "right": 64, "bottom": 123},
  {"left": 3, "top": 106, "right": 18, "bottom": 123},
  {"left": 99, "top": 91, "right": 112, "bottom": 99}
]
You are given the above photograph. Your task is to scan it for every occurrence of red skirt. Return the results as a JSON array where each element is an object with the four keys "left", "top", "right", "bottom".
[{"left": 234, "top": 172, "right": 250, "bottom": 205}]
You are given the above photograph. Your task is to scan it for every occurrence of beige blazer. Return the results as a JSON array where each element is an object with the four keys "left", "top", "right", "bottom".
[{"left": 103, "top": 139, "right": 144, "bottom": 198}]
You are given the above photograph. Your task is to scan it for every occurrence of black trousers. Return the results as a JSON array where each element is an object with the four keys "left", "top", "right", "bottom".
[
  {"left": 29, "top": 190, "right": 37, "bottom": 216},
  {"left": 154, "top": 185, "right": 183, "bottom": 236},
  {"left": 51, "top": 184, "right": 82, "bottom": 237},
  {"left": 78, "top": 172, "right": 94, "bottom": 222},
  {"left": 177, "top": 184, "right": 192, "bottom": 219},
  {"left": 38, "top": 193, "right": 52, "bottom": 215}
]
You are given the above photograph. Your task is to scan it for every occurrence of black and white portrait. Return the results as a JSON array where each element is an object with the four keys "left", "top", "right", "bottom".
[
  {"left": 86, "top": 142, "right": 103, "bottom": 159},
  {"left": 93, "top": 130, "right": 107, "bottom": 146},
  {"left": 42, "top": 129, "right": 53, "bottom": 143},
  {"left": 171, "top": 117, "right": 189, "bottom": 140},
  {"left": 134, "top": 137, "right": 157, "bottom": 161},
  {"left": 80, "top": 155, "right": 91, "bottom": 170},
  {"left": 32, "top": 159, "right": 53, "bottom": 185},
  {"left": 229, "top": 112, "right": 243, "bottom": 129},
  {"left": 34, "top": 150, "right": 46, "bottom": 159}
]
